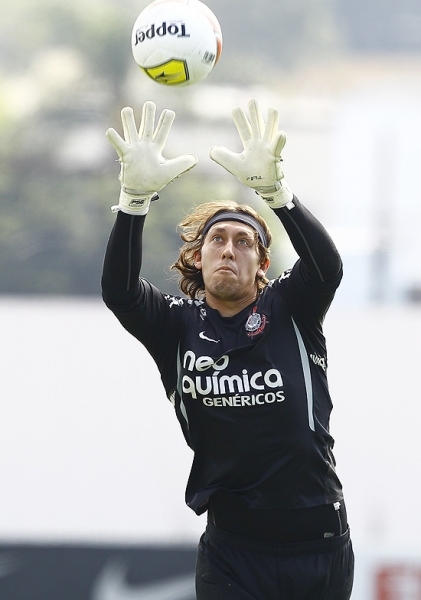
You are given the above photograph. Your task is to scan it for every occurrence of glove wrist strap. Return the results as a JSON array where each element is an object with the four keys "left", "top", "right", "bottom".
[
  {"left": 256, "top": 179, "right": 294, "bottom": 209},
  {"left": 111, "top": 188, "right": 159, "bottom": 215}
]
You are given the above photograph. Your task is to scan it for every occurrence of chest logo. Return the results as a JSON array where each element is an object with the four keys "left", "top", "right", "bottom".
[
  {"left": 199, "top": 331, "right": 220, "bottom": 343},
  {"left": 245, "top": 308, "right": 268, "bottom": 337}
]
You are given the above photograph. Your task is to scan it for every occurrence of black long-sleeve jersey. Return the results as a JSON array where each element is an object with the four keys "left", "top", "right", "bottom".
[{"left": 102, "top": 197, "right": 344, "bottom": 515}]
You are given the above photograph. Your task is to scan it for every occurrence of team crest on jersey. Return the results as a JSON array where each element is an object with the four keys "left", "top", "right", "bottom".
[{"left": 245, "top": 308, "right": 268, "bottom": 337}]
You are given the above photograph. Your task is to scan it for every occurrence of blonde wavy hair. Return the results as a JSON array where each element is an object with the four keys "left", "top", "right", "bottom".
[{"left": 171, "top": 201, "right": 272, "bottom": 299}]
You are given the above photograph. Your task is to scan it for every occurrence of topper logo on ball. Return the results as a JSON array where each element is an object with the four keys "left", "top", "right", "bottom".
[{"left": 134, "top": 22, "right": 191, "bottom": 45}]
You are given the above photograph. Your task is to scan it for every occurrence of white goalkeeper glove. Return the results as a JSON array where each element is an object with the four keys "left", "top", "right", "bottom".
[
  {"left": 209, "top": 98, "right": 294, "bottom": 209},
  {"left": 106, "top": 102, "right": 198, "bottom": 215}
]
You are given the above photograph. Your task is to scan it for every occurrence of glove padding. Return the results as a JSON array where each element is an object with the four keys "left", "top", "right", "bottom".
[
  {"left": 209, "top": 98, "right": 293, "bottom": 209},
  {"left": 106, "top": 102, "right": 198, "bottom": 215}
]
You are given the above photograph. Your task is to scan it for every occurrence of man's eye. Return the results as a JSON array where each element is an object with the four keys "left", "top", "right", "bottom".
[{"left": 238, "top": 239, "right": 250, "bottom": 246}]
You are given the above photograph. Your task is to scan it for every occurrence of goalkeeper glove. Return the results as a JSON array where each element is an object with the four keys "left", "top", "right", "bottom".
[
  {"left": 106, "top": 102, "right": 198, "bottom": 215},
  {"left": 209, "top": 98, "right": 294, "bottom": 209}
]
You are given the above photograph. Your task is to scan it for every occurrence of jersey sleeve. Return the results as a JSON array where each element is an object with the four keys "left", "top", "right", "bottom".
[
  {"left": 101, "top": 211, "right": 145, "bottom": 310},
  {"left": 101, "top": 212, "right": 183, "bottom": 396},
  {"left": 272, "top": 197, "right": 343, "bottom": 322}
]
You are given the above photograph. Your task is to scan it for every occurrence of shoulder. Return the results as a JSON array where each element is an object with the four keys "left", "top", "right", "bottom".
[
  {"left": 264, "top": 269, "right": 293, "bottom": 297},
  {"left": 159, "top": 293, "right": 208, "bottom": 326},
  {"left": 162, "top": 293, "right": 206, "bottom": 313},
  {"left": 267, "top": 269, "right": 293, "bottom": 288}
]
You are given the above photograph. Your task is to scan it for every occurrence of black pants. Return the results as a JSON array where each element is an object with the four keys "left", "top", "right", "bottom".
[{"left": 196, "top": 522, "right": 354, "bottom": 600}]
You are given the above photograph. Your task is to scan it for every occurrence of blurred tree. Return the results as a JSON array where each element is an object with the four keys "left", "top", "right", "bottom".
[{"left": 0, "top": 0, "right": 134, "bottom": 294}]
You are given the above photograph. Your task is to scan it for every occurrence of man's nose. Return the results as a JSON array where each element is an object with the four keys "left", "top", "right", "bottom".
[{"left": 221, "top": 240, "right": 235, "bottom": 258}]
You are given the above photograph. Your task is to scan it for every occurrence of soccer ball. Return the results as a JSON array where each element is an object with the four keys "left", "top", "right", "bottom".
[{"left": 131, "top": 0, "right": 223, "bottom": 86}]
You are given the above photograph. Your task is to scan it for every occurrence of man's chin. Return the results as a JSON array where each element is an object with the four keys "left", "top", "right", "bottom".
[{"left": 208, "top": 280, "right": 242, "bottom": 301}]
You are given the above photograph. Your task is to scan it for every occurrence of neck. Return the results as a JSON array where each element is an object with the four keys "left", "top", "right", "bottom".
[{"left": 205, "top": 290, "right": 258, "bottom": 317}]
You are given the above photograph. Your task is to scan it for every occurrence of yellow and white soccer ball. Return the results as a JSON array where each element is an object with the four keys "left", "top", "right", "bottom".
[{"left": 131, "top": 0, "right": 223, "bottom": 86}]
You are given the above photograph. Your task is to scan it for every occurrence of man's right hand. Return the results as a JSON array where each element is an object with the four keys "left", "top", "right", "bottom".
[{"left": 106, "top": 102, "right": 198, "bottom": 215}]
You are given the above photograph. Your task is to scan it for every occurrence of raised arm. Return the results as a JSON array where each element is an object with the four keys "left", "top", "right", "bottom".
[
  {"left": 209, "top": 98, "right": 341, "bottom": 286},
  {"left": 101, "top": 212, "right": 146, "bottom": 310},
  {"left": 273, "top": 199, "right": 342, "bottom": 285},
  {"left": 101, "top": 102, "right": 198, "bottom": 310}
]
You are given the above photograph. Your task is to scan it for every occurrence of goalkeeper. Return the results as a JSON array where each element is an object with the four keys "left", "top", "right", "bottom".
[{"left": 102, "top": 99, "right": 354, "bottom": 600}]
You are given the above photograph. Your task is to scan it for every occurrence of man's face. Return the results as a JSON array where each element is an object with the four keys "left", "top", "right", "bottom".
[{"left": 194, "top": 221, "right": 268, "bottom": 305}]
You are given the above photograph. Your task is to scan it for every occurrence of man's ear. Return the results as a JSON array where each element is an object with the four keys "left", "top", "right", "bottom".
[
  {"left": 257, "top": 257, "right": 270, "bottom": 278},
  {"left": 194, "top": 251, "right": 202, "bottom": 269}
]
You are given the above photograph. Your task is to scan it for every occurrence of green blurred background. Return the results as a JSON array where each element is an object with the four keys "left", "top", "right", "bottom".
[{"left": 2, "top": 0, "right": 420, "bottom": 296}]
